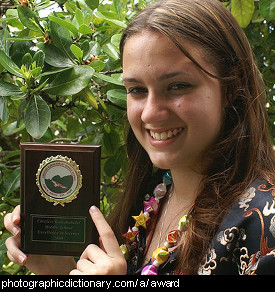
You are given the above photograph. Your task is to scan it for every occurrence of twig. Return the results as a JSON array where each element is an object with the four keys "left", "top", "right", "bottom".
[{"left": 99, "top": 69, "right": 123, "bottom": 75}]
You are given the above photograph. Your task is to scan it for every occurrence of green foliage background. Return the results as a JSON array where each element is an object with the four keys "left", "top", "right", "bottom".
[{"left": 0, "top": 0, "right": 274, "bottom": 275}]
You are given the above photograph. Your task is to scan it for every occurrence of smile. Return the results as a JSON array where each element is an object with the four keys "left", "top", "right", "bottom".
[{"left": 149, "top": 128, "right": 183, "bottom": 141}]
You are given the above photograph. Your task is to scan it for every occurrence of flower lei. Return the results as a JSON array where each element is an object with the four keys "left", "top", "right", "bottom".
[{"left": 120, "top": 171, "right": 190, "bottom": 275}]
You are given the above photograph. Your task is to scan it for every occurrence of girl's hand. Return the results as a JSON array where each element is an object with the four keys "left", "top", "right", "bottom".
[
  {"left": 70, "top": 206, "right": 127, "bottom": 275},
  {"left": 4, "top": 205, "right": 26, "bottom": 265},
  {"left": 4, "top": 205, "right": 76, "bottom": 275}
]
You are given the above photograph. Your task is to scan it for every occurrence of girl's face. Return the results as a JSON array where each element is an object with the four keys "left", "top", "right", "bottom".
[{"left": 123, "top": 30, "right": 224, "bottom": 172}]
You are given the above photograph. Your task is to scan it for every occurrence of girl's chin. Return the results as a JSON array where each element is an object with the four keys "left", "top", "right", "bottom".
[{"left": 149, "top": 155, "right": 178, "bottom": 170}]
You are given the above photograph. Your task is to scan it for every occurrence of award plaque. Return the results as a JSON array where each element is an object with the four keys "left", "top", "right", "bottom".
[{"left": 20, "top": 142, "right": 101, "bottom": 256}]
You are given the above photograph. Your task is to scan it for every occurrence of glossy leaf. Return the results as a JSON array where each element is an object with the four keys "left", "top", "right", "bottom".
[
  {"left": 75, "top": 8, "right": 84, "bottom": 26},
  {"left": 44, "top": 65, "right": 95, "bottom": 95},
  {"left": 231, "top": 0, "right": 254, "bottom": 28},
  {"left": 49, "top": 21, "right": 73, "bottom": 60},
  {"left": 0, "top": 49, "right": 23, "bottom": 77},
  {"left": 33, "top": 50, "right": 45, "bottom": 68},
  {"left": 38, "top": 43, "right": 75, "bottom": 68},
  {"left": 93, "top": 72, "right": 123, "bottom": 86},
  {"left": 104, "top": 147, "right": 125, "bottom": 177},
  {"left": 84, "top": 0, "right": 99, "bottom": 10},
  {"left": 17, "top": 5, "right": 43, "bottom": 33},
  {"left": 70, "top": 44, "right": 83, "bottom": 61},
  {"left": 2, "top": 121, "right": 25, "bottom": 136},
  {"left": 24, "top": 95, "right": 51, "bottom": 139},
  {"left": 0, "top": 96, "right": 9, "bottom": 124},
  {"left": 102, "top": 43, "right": 119, "bottom": 60},
  {"left": 78, "top": 24, "right": 94, "bottom": 35},
  {"left": 48, "top": 15, "right": 78, "bottom": 36},
  {"left": 259, "top": 0, "right": 275, "bottom": 20},
  {"left": 3, "top": 167, "right": 20, "bottom": 198},
  {"left": 107, "top": 89, "right": 127, "bottom": 108},
  {"left": 103, "top": 128, "right": 120, "bottom": 155},
  {"left": 0, "top": 80, "right": 21, "bottom": 96},
  {"left": 93, "top": 10, "right": 127, "bottom": 28}
]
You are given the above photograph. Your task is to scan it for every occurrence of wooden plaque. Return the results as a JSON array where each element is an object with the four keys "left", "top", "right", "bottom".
[{"left": 20, "top": 142, "right": 101, "bottom": 256}]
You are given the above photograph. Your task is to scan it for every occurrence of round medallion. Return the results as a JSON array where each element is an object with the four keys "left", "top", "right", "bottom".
[{"left": 36, "top": 155, "right": 82, "bottom": 206}]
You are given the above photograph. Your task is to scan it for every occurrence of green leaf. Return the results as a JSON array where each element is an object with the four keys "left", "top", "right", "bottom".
[
  {"left": 2, "top": 121, "right": 25, "bottom": 136},
  {"left": 33, "top": 50, "right": 45, "bottom": 68},
  {"left": 103, "top": 127, "right": 120, "bottom": 155},
  {"left": 259, "top": 0, "right": 275, "bottom": 20},
  {"left": 17, "top": 5, "right": 43, "bottom": 33},
  {"left": 75, "top": 8, "right": 84, "bottom": 26},
  {"left": 22, "top": 52, "right": 32, "bottom": 69},
  {"left": 0, "top": 49, "right": 23, "bottom": 78},
  {"left": 70, "top": 44, "right": 83, "bottom": 61},
  {"left": 49, "top": 21, "right": 73, "bottom": 60},
  {"left": 93, "top": 72, "right": 123, "bottom": 86},
  {"left": 48, "top": 15, "right": 78, "bottom": 36},
  {"left": 3, "top": 168, "right": 20, "bottom": 197},
  {"left": 78, "top": 24, "right": 94, "bottom": 35},
  {"left": 104, "top": 146, "right": 124, "bottom": 177},
  {"left": 38, "top": 43, "right": 75, "bottom": 68},
  {"left": 32, "top": 78, "right": 49, "bottom": 94},
  {"left": 102, "top": 43, "right": 119, "bottom": 60},
  {"left": 0, "top": 96, "right": 9, "bottom": 124},
  {"left": 231, "top": 0, "right": 255, "bottom": 28},
  {"left": 107, "top": 89, "right": 126, "bottom": 108},
  {"left": 111, "top": 34, "right": 122, "bottom": 48},
  {"left": 0, "top": 203, "right": 12, "bottom": 212},
  {"left": 5, "top": 9, "right": 24, "bottom": 30},
  {"left": 93, "top": 10, "right": 127, "bottom": 28},
  {"left": 24, "top": 95, "right": 51, "bottom": 139},
  {"left": 89, "top": 59, "right": 105, "bottom": 71},
  {"left": 0, "top": 25, "right": 11, "bottom": 54},
  {"left": 44, "top": 65, "right": 95, "bottom": 95},
  {"left": 0, "top": 80, "right": 21, "bottom": 96},
  {"left": 85, "top": 0, "right": 99, "bottom": 10},
  {"left": 39, "top": 67, "right": 71, "bottom": 77}
]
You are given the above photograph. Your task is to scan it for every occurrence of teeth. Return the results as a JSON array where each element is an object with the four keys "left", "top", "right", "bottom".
[{"left": 150, "top": 128, "right": 183, "bottom": 140}]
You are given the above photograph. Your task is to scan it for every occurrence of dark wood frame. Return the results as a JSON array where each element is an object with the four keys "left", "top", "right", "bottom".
[{"left": 20, "top": 142, "right": 101, "bottom": 256}]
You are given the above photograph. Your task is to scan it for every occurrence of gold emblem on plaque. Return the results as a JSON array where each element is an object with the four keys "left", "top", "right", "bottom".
[{"left": 36, "top": 155, "right": 82, "bottom": 207}]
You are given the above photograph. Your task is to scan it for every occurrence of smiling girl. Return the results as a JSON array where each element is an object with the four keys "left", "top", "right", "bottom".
[{"left": 5, "top": 0, "right": 275, "bottom": 275}]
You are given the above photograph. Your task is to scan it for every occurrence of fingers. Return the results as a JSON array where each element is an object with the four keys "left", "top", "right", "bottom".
[
  {"left": 70, "top": 258, "right": 95, "bottom": 275},
  {"left": 5, "top": 233, "right": 27, "bottom": 265},
  {"left": 70, "top": 243, "right": 127, "bottom": 275},
  {"left": 89, "top": 206, "right": 123, "bottom": 258},
  {"left": 4, "top": 205, "right": 27, "bottom": 266},
  {"left": 4, "top": 205, "right": 21, "bottom": 236},
  {"left": 70, "top": 207, "right": 127, "bottom": 275}
]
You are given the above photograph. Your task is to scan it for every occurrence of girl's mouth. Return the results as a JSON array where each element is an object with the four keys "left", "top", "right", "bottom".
[{"left": 149, "top": 128, "right": 183, "bottom": 141}]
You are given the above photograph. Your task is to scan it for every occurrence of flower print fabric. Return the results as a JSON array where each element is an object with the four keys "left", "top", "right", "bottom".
[
  {"left": 128, "top": 179, "right": 275, "bottom": 275},
  {"left": 198, "top": 179, "right": 275, "bottom": 275}
]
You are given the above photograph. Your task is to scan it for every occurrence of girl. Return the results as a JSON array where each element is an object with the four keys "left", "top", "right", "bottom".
[{"left": 5, "top": 0, "right": 275, "bottom": 275}]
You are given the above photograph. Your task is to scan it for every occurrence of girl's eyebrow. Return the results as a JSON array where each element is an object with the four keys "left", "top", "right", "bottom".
[
  {"left": 122, "top": 77, "right": 142, "bottom": 84},
  {"left": 159, "top": 71, "right": 191, "bottom": 80},
  {"left": 123, "top": 71, "right": 193, "bottom": 84}
]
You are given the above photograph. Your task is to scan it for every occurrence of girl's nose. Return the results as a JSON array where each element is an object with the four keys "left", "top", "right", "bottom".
[{"left": 141, "top": 92, "right": 170, "bottom": 124}]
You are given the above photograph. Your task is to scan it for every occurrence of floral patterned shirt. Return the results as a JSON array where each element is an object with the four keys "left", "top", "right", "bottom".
[
  {"left": 128, "top": 179, "right": 275, "bottom": 275},
  {"left": 198, "top": 179, "right": 275, "bottom": 275}
]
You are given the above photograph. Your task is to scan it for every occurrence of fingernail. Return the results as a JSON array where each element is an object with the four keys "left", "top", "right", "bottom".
[
  {"left": 12, "top": 226, "right": 20, "bottom": 236},
  {"left": 12, "top": 214, "right": 18, "bottom": 223},
  {"left": 90, "top": 205, "right": 99, "bottom": 213},
  {"left": 18, "top": 255, "right": 26, "bottom": 265}
]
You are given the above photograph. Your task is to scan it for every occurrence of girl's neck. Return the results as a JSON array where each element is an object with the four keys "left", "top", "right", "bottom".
[{"left": 170, "top": 168, "right": 203, "bottom": 206}]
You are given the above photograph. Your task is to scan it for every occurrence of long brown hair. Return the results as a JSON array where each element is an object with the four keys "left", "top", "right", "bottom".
[{"left": 109, "top": 0, "right": 275, "bottom": 274}]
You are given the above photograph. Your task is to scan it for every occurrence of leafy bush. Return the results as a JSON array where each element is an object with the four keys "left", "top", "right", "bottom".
[{"left": 0, "top": 0, "right": 273, "bottom": 275}]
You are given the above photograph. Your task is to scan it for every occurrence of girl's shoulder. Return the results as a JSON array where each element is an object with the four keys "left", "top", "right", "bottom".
[{"left": 198, "top": 179, "right": 275, "bottom": 275}]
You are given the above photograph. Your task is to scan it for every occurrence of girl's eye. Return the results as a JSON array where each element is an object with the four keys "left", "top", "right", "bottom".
[
  {"left": 168, "top": 83, "right": 192, "bottom": 91},
  {"left": 127, "top": 87, "right": 148, "bottom": 95}
]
